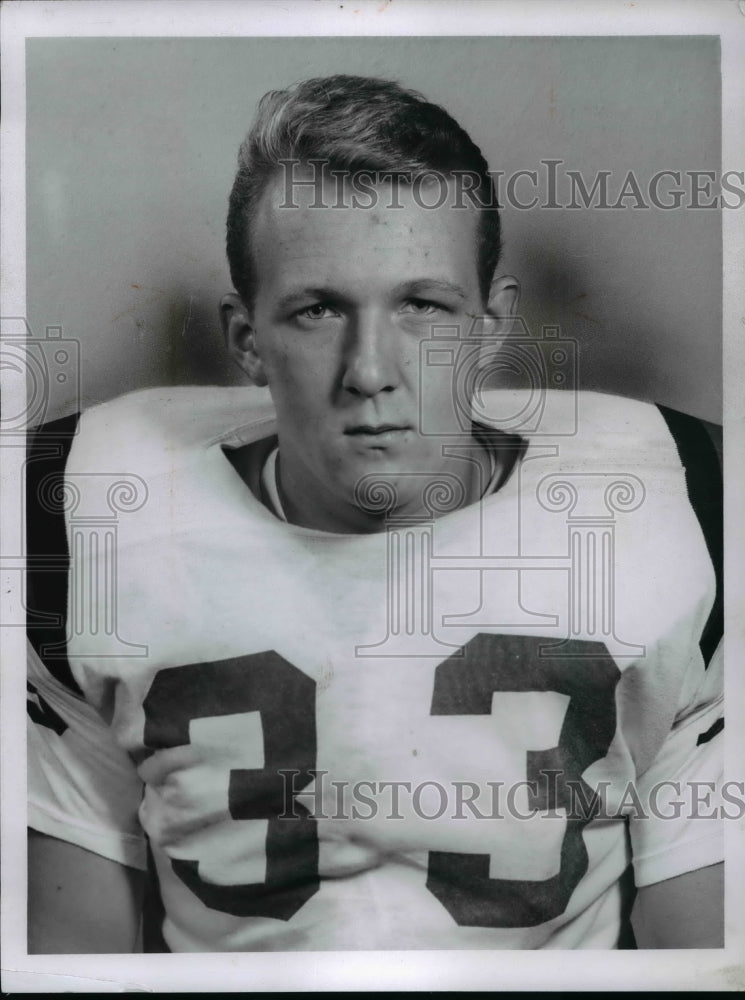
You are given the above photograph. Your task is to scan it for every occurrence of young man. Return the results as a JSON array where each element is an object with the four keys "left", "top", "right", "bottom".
[{"left": 27, "top": 75, "right": 723, "bottom": 952}]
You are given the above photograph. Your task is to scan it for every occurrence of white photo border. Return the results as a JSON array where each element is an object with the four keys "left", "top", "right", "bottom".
[{"left": 2, "top": 0, "right": 743, "bottom": 991}]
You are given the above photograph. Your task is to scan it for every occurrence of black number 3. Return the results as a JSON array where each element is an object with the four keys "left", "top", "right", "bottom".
[
  {"left": 142, "top": 651, "right": 319, "bottom": 919},
  {"left": 427, "top": 634, "right": 620, "bottom": 927}
]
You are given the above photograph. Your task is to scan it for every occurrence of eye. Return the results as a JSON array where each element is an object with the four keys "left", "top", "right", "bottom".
[
  {"left": 296, "top": 302, "right": 339, "bottom": 322},
  {"left": 402, "top": 298, "right": 447, "bottom": 316}
]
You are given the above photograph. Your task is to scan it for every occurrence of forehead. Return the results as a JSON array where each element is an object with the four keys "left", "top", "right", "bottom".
[{"left": 250, "top": 173, "right": 482, "bottom": 297}]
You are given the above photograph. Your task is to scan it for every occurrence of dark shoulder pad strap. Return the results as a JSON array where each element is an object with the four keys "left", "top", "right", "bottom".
[
  {"left": 143, "top": 839, "right": 170, "bottom": 952},
  {"left": 657, "top": 405, "right": 723, "bottom": 667},
  {"left": 26, "top": 412, "right": 84, "bottom": 695}
]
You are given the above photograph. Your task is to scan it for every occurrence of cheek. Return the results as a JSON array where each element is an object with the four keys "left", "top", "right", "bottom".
[
  {"left": 270, "top": 361, "right": 330, "bottom": 404},
  {"left": 258, "top": 343, "right": 301, "bottom": 392},
  {"left": 264, "top": 352, "right": 332, "bottom": 427},
  {"left": 258, "top": 330, "right": 335, "bottom": 386},
  {"left": 265, "top": 345, "right": 338, "bottom": 410}
]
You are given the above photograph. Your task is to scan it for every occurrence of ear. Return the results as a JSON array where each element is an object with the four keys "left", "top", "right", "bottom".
[
  {"left": 477, "top": 274, "right": 520, "bottom": 366},
  {"left": 219, "top": 293, "right": 268, "bottom": 387},
  {"left": 486, "top": 274, "right": 520, "bottom": 337}
]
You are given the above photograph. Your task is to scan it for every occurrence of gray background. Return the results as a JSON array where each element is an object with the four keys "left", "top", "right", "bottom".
[{"left": 26, "top": 36, "right": 722, "bottom": 423}]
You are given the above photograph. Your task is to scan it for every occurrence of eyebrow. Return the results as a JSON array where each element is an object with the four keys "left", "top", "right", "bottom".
[
  {"left": 274, "top": 287, "right": 341, "bottom": 312},
  {"left": 275, "top": 278, "right": 468, "bottom": 312},
  {"left": 392, "top": 278, "right": 468, "bottom": 301}
]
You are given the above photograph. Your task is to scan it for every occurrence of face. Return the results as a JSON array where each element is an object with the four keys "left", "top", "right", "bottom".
[{"left": 224, "top": 175, "right": 515, "bottom": 532}]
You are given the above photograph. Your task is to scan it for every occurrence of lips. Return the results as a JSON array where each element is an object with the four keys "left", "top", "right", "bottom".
[
  {"left": 344, "top": 423, "right": 412, "bottom": 447},
  {"left": 345, "top": 424, "right": 410, "bottom": 436}
]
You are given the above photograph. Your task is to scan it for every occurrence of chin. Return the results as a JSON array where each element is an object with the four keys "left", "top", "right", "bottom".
[{"left": 341, "top": 466, "right": 424, "bottom": 519}]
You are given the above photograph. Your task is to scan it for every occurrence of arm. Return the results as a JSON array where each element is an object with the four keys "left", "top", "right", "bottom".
[
  {"left": 631, "top": 861, "right": 724, "bottom": 949},
  {"left": 28, "top": 830, "right": 145, "bottom": 954}
]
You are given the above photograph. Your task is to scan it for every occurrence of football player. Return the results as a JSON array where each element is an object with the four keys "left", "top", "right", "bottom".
[{"left": 27, "top": 75, "right": 723, "bottom": 952}]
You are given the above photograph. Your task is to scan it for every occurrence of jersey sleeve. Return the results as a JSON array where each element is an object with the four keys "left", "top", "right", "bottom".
[
  {"left": 629, "top": 639, "right": 723, "bottom": 887},
  {"left": 26, "top": 412, "right": 145, "bottom": 870},
  {"left": 27, "top": 641, "right": 147, "bottom": 870},
  {"left": 630, "top": 407, "right": 724, "bottom": 888}
]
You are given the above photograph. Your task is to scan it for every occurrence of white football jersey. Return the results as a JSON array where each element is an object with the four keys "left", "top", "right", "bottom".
[{"left": 27, "top": 386, "right": 723, "bottom": 950}]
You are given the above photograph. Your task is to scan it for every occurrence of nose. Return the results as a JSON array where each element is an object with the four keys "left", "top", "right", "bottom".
[{"left": 341, "top": 312, "right": 399, "bottom": 397}]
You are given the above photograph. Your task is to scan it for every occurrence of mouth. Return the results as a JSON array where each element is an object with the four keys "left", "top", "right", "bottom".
[
  {"left": 344, "top": 424, "right": 412, "bottom": 446},
  {"left": 345, "top": 423, "right": 410, "bottom": 435}
]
